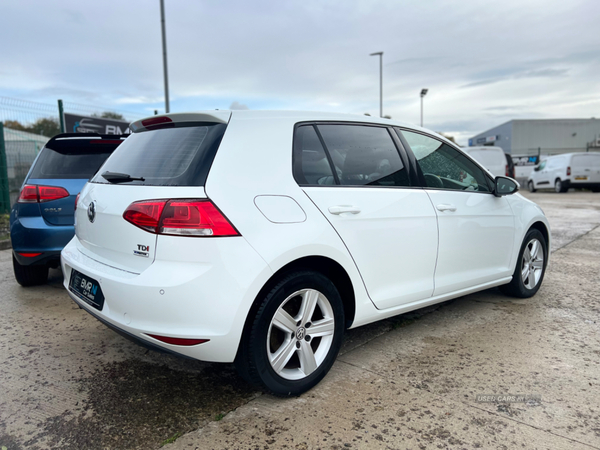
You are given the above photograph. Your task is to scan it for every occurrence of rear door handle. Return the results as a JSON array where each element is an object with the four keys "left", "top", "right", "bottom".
[
  {"left": 436, "top": 204, "right": 456, "bottom": 212},
  {"left": 328, "top": 205, "right": 361, "bottom": 215}
]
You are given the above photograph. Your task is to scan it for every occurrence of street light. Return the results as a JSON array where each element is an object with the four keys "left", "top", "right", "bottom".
[
  {"left": 370, "top": 52, "right": 383, "bottom": 118},
  {"left": 420, "top": 88, "right": 428, "bottom": 127},
  {"left": 160, "top": 0, "right": 170, "bottom": 113}
]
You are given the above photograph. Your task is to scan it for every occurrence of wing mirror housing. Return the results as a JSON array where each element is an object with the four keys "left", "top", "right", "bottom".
[{"left": 494, "top": 176, "right": 519, "bottom": 197}]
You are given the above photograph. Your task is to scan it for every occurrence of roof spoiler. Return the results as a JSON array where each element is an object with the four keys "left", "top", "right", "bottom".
[
  {"left": 45, "top": 133, "right": 127, "bottom": 154},
  {"left": 130, "top": 111, "right": 232, "bottom": 132}
]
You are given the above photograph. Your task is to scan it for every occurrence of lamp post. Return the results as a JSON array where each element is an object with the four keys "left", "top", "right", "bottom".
[
  {"left": 160, "top": 0, "right": 170, "bottom": 113},
  {"left": 420, "top": 88, "right": 428, "bottom": 127},
  {"left": 370, "top": 52, "right": 383, "bottom": 118}
]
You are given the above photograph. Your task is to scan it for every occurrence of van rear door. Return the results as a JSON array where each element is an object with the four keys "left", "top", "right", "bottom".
[{"left": 571, "top": 154, "right": 600, "bottom": 184}]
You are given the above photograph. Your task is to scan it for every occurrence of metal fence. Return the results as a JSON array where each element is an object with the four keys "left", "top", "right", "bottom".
[{"left": 0, "top": 96, "right": 147, "bottom": 213}]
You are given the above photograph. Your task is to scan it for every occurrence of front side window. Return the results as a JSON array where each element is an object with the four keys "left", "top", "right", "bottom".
[
  {"left": 400, "top": 130, "right": 491, "bottom": 192},
  {"left": 317, "top": 125, "right": 409, "bottom": 187}
]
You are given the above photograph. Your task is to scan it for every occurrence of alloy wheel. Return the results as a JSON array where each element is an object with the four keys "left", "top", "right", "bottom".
[
  {"left": 267, "top": 289, "right": 335, "bottom": 380},
  {"left": 521, "top": 238, "right": 544, "bottom": 289}
]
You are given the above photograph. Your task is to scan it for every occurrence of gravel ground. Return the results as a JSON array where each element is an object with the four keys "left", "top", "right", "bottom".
[{"left": 1, "top": 190, "right": 599, "bottom": 449}]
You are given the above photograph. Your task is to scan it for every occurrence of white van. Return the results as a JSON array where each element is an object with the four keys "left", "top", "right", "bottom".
[
  {"left": 463, "top": 146, "right": 509, "bottom": 178},
  {"left": 527, "top": 152, "right": 600, "bottom": 193}
]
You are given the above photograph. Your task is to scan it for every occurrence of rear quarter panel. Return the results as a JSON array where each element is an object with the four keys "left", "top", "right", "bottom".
[{"left": 205, "top": 112, "right": 377, "bottom": 329}]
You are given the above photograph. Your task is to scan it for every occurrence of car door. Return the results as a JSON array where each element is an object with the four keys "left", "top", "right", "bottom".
[
  {"left": 537, "top": 159, "right": 554, "bottom": 187},
  {"left": 294, "top": 123, "right": 438, "bottom": 310},
  {"left": 398, "top": 130, "right": 515, "bottom": 296}
]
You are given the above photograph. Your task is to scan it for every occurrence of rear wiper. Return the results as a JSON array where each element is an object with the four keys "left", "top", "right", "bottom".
[{"left": 101, "top": 171, "right": 145, "bottom": 183}]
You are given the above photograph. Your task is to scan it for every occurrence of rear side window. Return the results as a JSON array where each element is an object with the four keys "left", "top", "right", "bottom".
[
  {"left": 293, "top": 125, "right": 336, "bottom": 185},
  {"left": 293, "top": 124, "right": 409, "bottom": 187},
  {"left": 29, "top": 145, "right": 114, "bottom": 180},
  {"left": 318, "top": 125, "right": 409, "bottom": 187},
  {"left": 92, "top": 124, "right": 227, "bottom": 186}
]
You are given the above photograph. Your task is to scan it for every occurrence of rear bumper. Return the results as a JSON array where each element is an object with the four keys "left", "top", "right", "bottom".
[
  {"left": 10, "top": 215, "right": 74, "bottom": 266},
  {"left": 565, "top": 180, "right": 600, "bottom": 190},
  {"left": 61, "top": 236, "right": 272, "bottom": 363}
]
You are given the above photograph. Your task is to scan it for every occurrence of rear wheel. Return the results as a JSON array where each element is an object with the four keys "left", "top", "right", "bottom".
[
  {"left": 555, "top": 179, "right": 567, "bottom": 193},
  {"left": 528, "top": 181, "right": 536, "bottom": 193},
  {"left": 236, "top": 271, "right": 345, "bottom": 396},
  {"left": 500, "top": 229, "right": 547, "bottom": 298},
  {"left": 12, "top": 255, "right": 49, "bottom": 287}
]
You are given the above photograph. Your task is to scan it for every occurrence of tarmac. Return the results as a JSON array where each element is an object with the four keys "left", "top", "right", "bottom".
[{"left": 1, "top": 190, "right": 599, "bottom": 449}]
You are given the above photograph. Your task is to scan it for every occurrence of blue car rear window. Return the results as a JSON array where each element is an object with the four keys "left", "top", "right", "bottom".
[{"left": 29, "top": 147, "right": 113, "bottom": 180}]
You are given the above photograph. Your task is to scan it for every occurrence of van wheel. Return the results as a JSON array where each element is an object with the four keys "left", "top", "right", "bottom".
[
  {"left": 236, "top": 271, "right": 344, "bottom": 396},
  {"left": 500, "top": 229, "right": 547, "bottom": 298},
  {"left": 554, "top": 179, "right": 567, "bottom": 193},
  {"left": 13, "top": 256, "right": 49, "bottom": 287},
  {"left": 528, "top": 181, "right": 536, "bottom": 193}
]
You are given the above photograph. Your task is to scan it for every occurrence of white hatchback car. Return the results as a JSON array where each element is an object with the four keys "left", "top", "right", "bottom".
[{"left": 61, "top": 111, "right": 550, "bottom": 395}]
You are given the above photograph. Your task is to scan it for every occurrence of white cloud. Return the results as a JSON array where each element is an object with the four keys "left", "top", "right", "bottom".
[
  {"left": 1, "top": 0, "right": 599, "bottom": 145},
  {"left": 229, "top": 101, "right": 249, "bottom": 110}
]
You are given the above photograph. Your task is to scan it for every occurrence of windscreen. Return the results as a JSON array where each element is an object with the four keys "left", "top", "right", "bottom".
[
  {"left": 29, "top": 147, "right": 114, "bottom": 180},
  {"left": 91, "top": 124, "right": 227, "bottom": 186}
]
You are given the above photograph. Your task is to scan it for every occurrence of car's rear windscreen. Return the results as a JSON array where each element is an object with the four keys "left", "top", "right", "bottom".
[
  {"left": 29, "top": 141, "right": 119, "bottom": 180},
  {"left": 91, "top": 123, "right": 227, "bottom": 186}
]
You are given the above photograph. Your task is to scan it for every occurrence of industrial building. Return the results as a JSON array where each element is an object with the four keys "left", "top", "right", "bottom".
[{"left": 469, "top": 118, "right": 600, "bottom": 157}]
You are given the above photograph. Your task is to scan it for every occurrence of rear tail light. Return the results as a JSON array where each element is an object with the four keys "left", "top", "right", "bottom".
[
  {"left": 18, "top": 252, "right": 42, "bottom": 257},
  {"left": 18, "top": 185, "right": 70, "bottom": 203},
  {"left": 123, "top": 199, "right": 239, "bottom": 237},
  {"left": 567, "top": 166, "right": 571, "bottom": 176},
  {"left": 505, "top": 165, "right": 509, "bottom": 176}
]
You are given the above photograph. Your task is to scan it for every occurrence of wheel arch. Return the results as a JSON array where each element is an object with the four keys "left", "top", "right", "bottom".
[
  {"left": 529, "top": 221, "right": 550, "bottom": 252},
  {"left": 235, "top": 255, "right": 356, "bottom": 361}
]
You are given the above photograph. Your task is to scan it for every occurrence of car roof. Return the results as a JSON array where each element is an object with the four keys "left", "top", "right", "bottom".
[{"left": 130, "top": 110, "right": 457, "bottom": 149}]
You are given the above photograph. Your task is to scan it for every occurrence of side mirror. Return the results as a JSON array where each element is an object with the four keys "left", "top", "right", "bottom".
[
  {"left": 533, "top": 165, "right": 540, "bottom": 172},
  {"left": 494, "top": 176, "right": 519, "bottom": 197}
]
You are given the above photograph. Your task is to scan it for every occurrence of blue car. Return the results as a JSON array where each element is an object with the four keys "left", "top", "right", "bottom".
[{"left": 10, "top": 133, "right": 124, "bottom": 286}]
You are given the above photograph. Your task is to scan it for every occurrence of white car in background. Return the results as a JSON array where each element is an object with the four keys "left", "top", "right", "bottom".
[
  {"left": 463, "top": 146, "right": 510, "bottom": 178},
  {"left": 527, "top": 152, "right": 600, "bottom": 193},
  {"left": 61, "top": 111, "right": 550, "bottom": 395}
]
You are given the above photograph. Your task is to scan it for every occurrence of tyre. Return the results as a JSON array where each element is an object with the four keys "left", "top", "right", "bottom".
[
  {"left": 236, "top": 271, "right": 345, "bottom": 396},
  {"left": 554, "top": 179, "right": 567, "bottom": 193},
  {"left": 500, "top": 229, "right": 547, "bottom": 298},
  {"left": 528, "top": 181, "right": 536, "bottom": 193},
  {"left": 13, "top": 255, "right": 49, "bottom": 287}
]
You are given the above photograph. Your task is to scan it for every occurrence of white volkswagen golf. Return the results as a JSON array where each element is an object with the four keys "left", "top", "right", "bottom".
[{"left": 61, "top": 111, "right": 550, "bottom": 396}]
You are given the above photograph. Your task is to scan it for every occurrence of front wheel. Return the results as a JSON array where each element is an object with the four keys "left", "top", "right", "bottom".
[
  {"left": 236, "top": 271, "right": 345, "bottom": 396},
  {"left": 528, "top": 181, "right": 537, "bottom": 193},
  {"left": 500, "top": 229, "right": 547, "bottom": 298}
]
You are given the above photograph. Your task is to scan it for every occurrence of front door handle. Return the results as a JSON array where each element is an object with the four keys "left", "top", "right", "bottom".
[
  {"left": 328, "top": 205, "right": 361, "bottom": 215},
  {"left": 436, "top": 204, "right": 456, "bottom": 212}
]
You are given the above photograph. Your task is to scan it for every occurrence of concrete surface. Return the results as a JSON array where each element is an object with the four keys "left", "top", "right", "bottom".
[{"left": 1, "top": 191, "right": 599, "bottom": 449}]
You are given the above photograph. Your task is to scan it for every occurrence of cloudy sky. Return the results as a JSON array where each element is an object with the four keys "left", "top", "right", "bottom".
[{"left": 1, "top": 0, "right": 599, "bottom": 144}]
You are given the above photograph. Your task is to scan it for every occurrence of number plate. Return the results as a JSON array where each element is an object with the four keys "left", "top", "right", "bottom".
[
  {"left": 574, "top": 176, "right": 588, "bottom": 180},
  {"left": 69, "top": 269, "right": 105, "bottom": 311}
]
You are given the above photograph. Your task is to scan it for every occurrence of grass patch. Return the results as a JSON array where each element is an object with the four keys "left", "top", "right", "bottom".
[
  {"left": 214, "top": 413, "right": 225, "bottom": 421},
  {"left": 160, "top": 432, "right": 182, "bottom": 446},
  {"left": 0, "top": 213, "right": 9, "bottom": 241}
]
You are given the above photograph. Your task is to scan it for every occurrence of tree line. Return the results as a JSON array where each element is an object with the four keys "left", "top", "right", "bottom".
[{"left": 3, "top": 112, "right": 126, "bottom": 138}]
